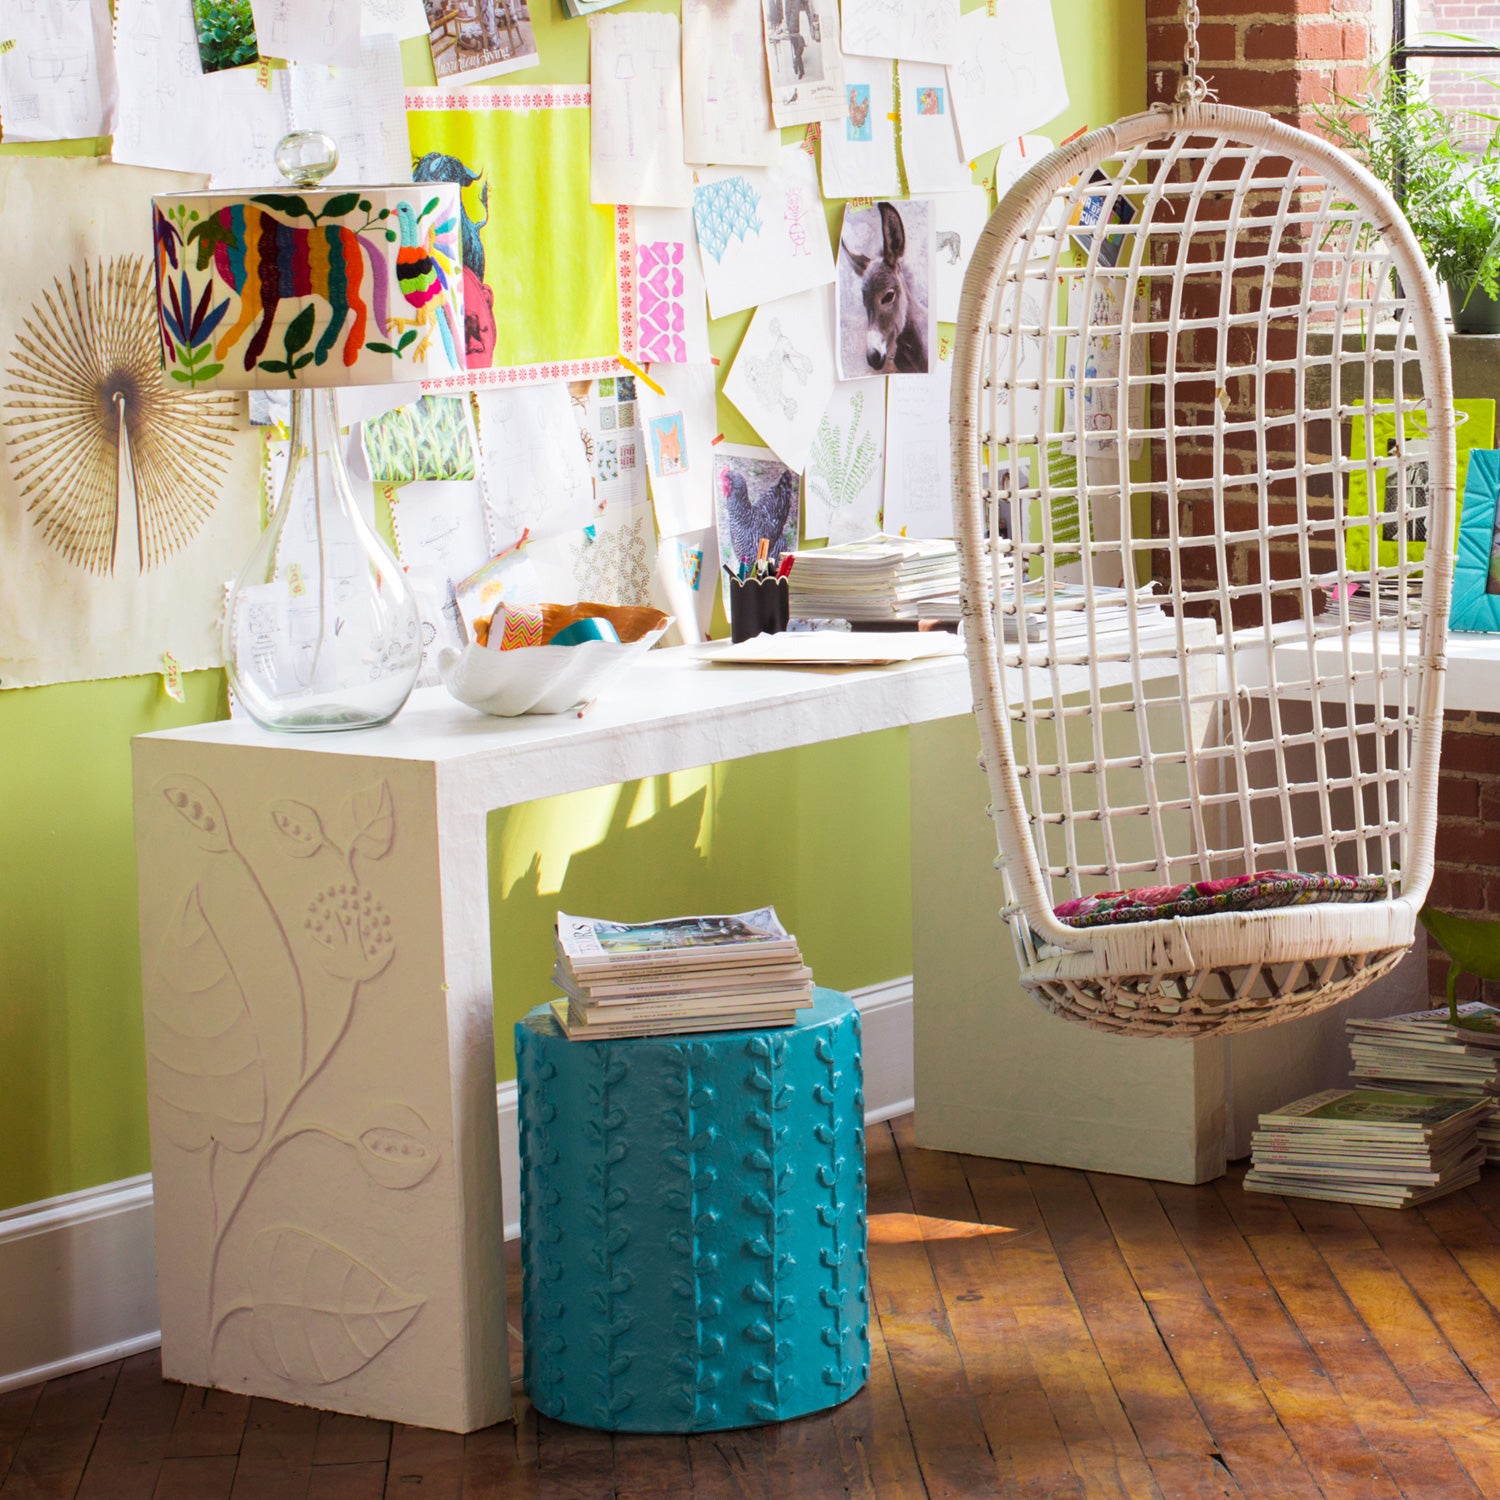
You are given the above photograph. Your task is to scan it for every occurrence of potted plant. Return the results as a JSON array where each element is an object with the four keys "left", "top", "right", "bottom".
[{"left": 1315, "top": 66, "right": 1500, "bottom": 334}]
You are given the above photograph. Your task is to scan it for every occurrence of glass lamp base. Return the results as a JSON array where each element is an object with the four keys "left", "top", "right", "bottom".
[{"left": 223, "top": 388, "right": 422, "bottom": 734}]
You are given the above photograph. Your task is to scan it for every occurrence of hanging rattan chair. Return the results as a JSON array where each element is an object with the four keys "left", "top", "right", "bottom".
[{"left": 949, "top": 97, "right": 1456, "bottom": 1038}]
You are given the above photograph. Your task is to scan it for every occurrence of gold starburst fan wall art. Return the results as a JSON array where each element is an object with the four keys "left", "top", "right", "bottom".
[{"left": 3, "top": 256, "right": 240, "bottom": 577}]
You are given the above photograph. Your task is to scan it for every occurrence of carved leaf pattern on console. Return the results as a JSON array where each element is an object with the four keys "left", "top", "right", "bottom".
[
  {"left": 269, "top": 800, "right": 327, "bottom": 859},
  {"left": 161, "top": 776, "right": 231, "bottom": 853},
  {"left": 151, "top": 884, "right": 266, "bottom": 1153},
  {"left": 356, "top": 1104, "right": 441, "bottom": 1190},
  {"left": 346, "top": 781, "right": 395, "bottom": 862},
  {"left": 246, "top": 1227, "right": 425, "bottom": 1385}
]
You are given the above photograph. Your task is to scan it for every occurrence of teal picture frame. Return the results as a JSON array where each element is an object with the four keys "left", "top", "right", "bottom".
[{"left": 1452, "top": 448, "right": 1500, "bottom": 632}]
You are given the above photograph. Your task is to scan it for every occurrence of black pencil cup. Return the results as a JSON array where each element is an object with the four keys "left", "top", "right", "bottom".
[{"left": 729, "top": 576, "right": 790, "bottom": 644}]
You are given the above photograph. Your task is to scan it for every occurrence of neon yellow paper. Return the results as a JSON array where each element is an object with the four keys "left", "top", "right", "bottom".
[
  {"left": 1344, "top": 398, "right": 1495, "bottom": 572},
  {"left": 405, "top": 86, "right": 632, "bottom": 387}
]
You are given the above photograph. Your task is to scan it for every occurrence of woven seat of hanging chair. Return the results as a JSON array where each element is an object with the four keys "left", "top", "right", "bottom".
[{"left": 1054, "top": 871, "right": 1389, "bottom": 930}]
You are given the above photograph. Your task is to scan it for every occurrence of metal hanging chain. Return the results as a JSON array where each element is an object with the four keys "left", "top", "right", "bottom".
[{"left": 1175, "top": 0, "right": 1213, "bottom": 108}]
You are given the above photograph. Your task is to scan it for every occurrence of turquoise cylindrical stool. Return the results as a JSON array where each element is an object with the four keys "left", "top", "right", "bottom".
[{"left": 515, "top": 987, "right": 869, "bottom": 1432}]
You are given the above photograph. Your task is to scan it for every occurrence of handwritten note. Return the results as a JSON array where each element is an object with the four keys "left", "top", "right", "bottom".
[
  {"left": 947, "top": 1, "right": 1068, "bottom": 161},
  {"left": 113, "top": 0, "right": 283, "bottom": 181},
  {"left": 590, "top": 12, "right": 692, "bottom": 208},
  {"left": 682, "top": 0, "right": 779, "bottom": 168},
  {"left": 252, "top": 0, "right": 362, "bottom": 65},
  {"left": 840, "top": 0, "right": 960, "bottom": 66},
  {"left": 883, "top": 369, "right": 954, "bottom": 539},
  {"left": 0, "top": 0, "right": 116, "bottom": 143}
]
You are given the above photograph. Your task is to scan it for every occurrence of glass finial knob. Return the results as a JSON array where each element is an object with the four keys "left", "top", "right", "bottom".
[{"left": 275, "top": 130, "right": 340, "bottom": 188}]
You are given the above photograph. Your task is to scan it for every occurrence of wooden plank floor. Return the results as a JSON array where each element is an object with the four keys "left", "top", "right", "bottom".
[{"left": 11, "top": 1117, "right": 1500, "bottom": 1497}]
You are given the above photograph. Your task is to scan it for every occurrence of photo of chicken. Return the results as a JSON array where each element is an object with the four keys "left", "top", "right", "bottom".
[{"left": 717, "top": 450, "right": 801, "bottom": 570}]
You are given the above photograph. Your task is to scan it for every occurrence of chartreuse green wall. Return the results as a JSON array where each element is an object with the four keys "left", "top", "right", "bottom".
[{"left": 0, "top": 0, "right": 1142, "bottom": 1213}]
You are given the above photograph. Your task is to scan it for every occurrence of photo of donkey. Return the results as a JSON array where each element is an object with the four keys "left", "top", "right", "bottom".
[{"left": 836, "top": 198, "right": 934, "bottom": 379}]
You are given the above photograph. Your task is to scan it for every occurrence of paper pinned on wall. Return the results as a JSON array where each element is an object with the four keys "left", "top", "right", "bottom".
[
  {"left": 527, "top": 490, "right": 661, "bottom": 610},
  {"left": 759, "top": 0, "right": 846, "bottom": 128},
  {"left": 932, "top": 187, "right": 993, "bottom": 323},
  {"left": 632, "top": 208, "right": 712, "bottom": 366},
  {"left": 988, "top": 280, "right": 1049, "bottom": 446},
  {"left": 406, "top": 88, "right": 634, "bottom": 388},
  {"left": 0, "top": 158, "right": 261, "bottom": 691},
  {"left": 287, "top": 35, "right": 410, "bottom": 185},
  {"left": 636, "top": 363, "right": 719, "bottom": 538},
  {"left": 425, "top": 0, "right": 540, "bottom": 83},
  {"left": 389, "top": 477, "right": 493, "bottom": 684},
  {"left": 694, "top": 145, "right": 836, "bottom": 320},
  {"left": 252, "top": 0, "right": 362, "bottom": 65},
  {"left": 840, "top": 0, "right": 959, "bottom": 66},
  {"left": 0, "top": 0, "right": 117, "bottom": 143},
  {"left": 590, "top": 12, "right": 692, "bottom": 209},
  {"left": 113, "top": 0, "right": 285, "bottom": 181},
  {"left": 899, "top": 63, "right": 974, "bottom": 195},
  {"left": 474, "top": 384, "right": 597, "bottom": 550},
  {"left": 804, "top": 382, "right": 886, "bottom": 543},
  {"left": 652, "top": 527, "right": 717, "bottom": 644},
  {"left": 947, "top": 2, "right": 1068, "bottom": 162},
  {"left": 361, "top": 0, "right": 430, "bottom": 39},
  {"left": 883, "top": 363, "right": 954, "bottom": 539},
  {"left": 572, "top": 374, "right": 651, "bottom": 519},
  {"left": 724, "top": 287, "right": 838, "bottom": 476},
  {"left": 1063, "top": 278, "right": 1147, "bottom": 460},
  {"left": 818, "top": 57, "right": 899, "bottom": 202},
  {"left": 681, "top": 0, "right": 779, "bottom": 168}
]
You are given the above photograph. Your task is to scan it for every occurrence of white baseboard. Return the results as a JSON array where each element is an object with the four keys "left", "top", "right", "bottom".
[
  {"left": 0, "top": 978, "right": 913, "bottom": 1394},
  {"left": 0, "top": 1176, "right": 160, "bottom": 1395}
]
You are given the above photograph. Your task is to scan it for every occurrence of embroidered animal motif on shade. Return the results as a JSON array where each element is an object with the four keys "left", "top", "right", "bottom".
[
  {"left": 837, "top": 199, "right": 934, "bottom": 378},
  {"left": 153, "top": 187, "right": 466, "bottom": 389}
]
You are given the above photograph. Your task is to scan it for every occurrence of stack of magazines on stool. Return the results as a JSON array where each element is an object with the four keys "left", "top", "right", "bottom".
[{"left": 550, "top": 906, "right": 814, "bottom": 1040}]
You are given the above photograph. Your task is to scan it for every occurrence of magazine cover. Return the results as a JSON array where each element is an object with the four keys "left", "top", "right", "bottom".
[{"left": 557, "top": 906, "right": 792, "bottom": 961}]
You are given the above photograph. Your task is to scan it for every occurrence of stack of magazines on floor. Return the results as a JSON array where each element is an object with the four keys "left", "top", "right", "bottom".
[
  {"left": 1244, "top": 1085, "right": 1489, "bottom": 1209},
  {"left": 1347, "top": 1001, "right": 1500, "bottom": 1162},
  {"left": 786, "top": 535, "right": 967, "bottom": 623},
  {"left": 550, "top": 906, "right": 814, "bottom": 1040}
]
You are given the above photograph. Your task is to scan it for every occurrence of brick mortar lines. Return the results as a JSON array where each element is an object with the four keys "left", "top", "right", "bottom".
[{"left": 1429, "top": 711, "right": 1500, "bottom": 1004}]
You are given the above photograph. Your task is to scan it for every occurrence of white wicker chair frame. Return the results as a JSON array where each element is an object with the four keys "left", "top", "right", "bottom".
[{"left": 949, "top": 103, "right": 1456, "bottom": 1038}]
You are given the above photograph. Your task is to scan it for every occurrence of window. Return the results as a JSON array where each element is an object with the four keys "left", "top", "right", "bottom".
[{"left": 1395, "top": 0, "right": 1500, "bottom": 151}]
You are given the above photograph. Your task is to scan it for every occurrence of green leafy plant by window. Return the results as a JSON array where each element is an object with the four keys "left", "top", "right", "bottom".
[{"left": 1314, "top": 64, "right": 1500, "bottom": 313}]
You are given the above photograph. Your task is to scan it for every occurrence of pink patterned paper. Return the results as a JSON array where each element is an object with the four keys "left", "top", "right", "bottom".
[{"left": 636, "top": 241, "right": 688, "bottom": 364}]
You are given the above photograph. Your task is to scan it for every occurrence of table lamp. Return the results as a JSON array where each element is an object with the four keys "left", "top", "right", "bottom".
[{"left": 151, "top": 131, "right": 467, "bottom": 731}]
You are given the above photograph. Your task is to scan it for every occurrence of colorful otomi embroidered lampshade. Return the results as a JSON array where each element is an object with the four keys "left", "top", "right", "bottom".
[{"left": 151, "top": 172, "right": 466, "bottom": 390}]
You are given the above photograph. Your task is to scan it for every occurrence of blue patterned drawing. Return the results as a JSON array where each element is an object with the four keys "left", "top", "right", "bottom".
[{"left": 693, "top": 176, "right": 764, "bottom": 264}]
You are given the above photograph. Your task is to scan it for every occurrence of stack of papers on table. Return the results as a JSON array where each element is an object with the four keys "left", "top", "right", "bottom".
[
  {"left": 787, "top": 535, "right": 966, "bottom": 622},
  {"left": 1348, "top": 1002, "right": 1500, "bottom": 1160},
  {"left": 551, "top": 906, "right": 813, "bottom": 1040},
  {"left": 1244, "top": 1087, "right": 1488, "bottom": 1209},
  {"left": 1001, "top": 582, "right": 1166, "bottom": 645}
]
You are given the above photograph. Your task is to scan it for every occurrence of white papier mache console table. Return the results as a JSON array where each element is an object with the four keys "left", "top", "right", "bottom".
[
  {"left": 132, "top": 628, "right": 1491, "bottom": 1430},
  {"left": 132, "top": 643, "right": 982, "bottom": 1433}
]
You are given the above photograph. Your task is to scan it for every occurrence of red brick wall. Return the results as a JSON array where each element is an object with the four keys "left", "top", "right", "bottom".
[
  {"left": 1146, "top": 0, "right": 1372, "bottom": 126},
  {"left": 1429, "top": 710, "right": 1500, "bottom": 1005},
  {"left": 1143, "top": 2, "right": 1376, "bottom": 629}
]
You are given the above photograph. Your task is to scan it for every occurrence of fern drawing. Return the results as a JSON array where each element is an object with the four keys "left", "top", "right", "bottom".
[{"left": 807, "top": 390, "right": 878, "bottom": 518}]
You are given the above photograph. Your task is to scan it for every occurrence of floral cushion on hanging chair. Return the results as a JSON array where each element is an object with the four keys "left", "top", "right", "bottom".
[{"left": 1054, "top": 871, "right": 1389, "bottom": 929}]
